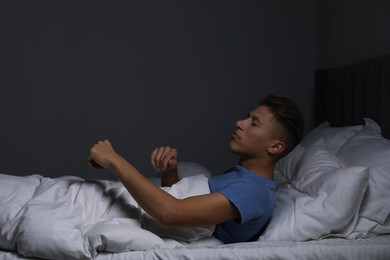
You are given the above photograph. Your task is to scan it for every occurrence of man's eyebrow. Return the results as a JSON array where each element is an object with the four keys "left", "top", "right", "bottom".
[{"left": 248, "top": 112, "right": 260, "bottom": 122}]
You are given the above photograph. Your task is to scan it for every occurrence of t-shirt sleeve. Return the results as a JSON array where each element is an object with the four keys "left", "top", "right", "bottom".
[{"left": 218, "top": 180, "right": 271, "bottom": 224}]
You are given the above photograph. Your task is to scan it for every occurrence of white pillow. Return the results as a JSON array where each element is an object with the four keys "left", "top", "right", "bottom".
[
  {"left": 337, "top": 118, "right": 390, "bottom": 226},
  {"left": 177, "top": 162, "right": 212, "bottom": 179},
  {"left": 300, "top": 121, "right": 363, "bottom": 153},
  {"left": 291, "top": 139, "right": 341, "bottom": 188},
  {"left": 260, "top": 139, "right": 369, "bottom": 241},
  {"left": 273, "top": 144, "right": 305, "bottom": 183},
  {"left": 348, "top": 216, "right": 390, "bottom": 239}
]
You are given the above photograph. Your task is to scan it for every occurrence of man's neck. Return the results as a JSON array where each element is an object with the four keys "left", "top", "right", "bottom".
[{"left": 238, "top": 158, "right": 275, "bottom": 180}]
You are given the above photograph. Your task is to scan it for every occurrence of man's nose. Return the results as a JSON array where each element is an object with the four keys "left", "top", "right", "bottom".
[{"left": 236, "top": 118, "right": 246, "bottom": 129}]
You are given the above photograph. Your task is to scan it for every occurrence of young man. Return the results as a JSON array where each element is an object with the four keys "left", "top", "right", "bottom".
[{"left": 88, "top": 95, "right": 305, "bottom": 243}]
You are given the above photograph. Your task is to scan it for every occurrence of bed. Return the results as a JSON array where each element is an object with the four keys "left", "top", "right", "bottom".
[{"left": 1, "top": 55, "right": 390, "bottom": 260}]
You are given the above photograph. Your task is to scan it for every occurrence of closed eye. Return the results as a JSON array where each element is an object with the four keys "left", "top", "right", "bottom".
[{"left": 248, "top": 113, "right": 260, "bottom": 126}]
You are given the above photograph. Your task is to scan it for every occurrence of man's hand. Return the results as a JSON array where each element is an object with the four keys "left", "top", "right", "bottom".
[
  {"left": 150, "top": 146, "right": 178, "bottom": 172},
  {"left": 88, "top": 140, "right": 120, "bottom": 170}
]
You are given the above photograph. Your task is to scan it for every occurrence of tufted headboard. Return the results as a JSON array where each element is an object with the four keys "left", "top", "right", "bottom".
[{"left": 315, "top": 54, "right": 390, "bottom": 138}]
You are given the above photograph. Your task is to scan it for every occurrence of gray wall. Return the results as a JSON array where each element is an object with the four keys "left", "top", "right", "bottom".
[
  {"left": 317, "top": 0, "right": 390, "bottom": 68},
  {"left": 0, "top": 1, "right": 317, "bottom": 179}
]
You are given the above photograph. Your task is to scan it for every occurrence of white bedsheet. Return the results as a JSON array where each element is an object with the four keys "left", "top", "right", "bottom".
[
  {"left": 98, "top": 235, "right": 390, "bottom": 260},
  {"left": 1, "top": 235, "right": 390, "bottom": 260},
  {"left": 0, "top": 172, "right": 218, "bottom": 260}
]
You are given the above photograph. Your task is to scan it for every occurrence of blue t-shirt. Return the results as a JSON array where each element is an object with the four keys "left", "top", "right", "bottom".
[{"left": 208, "top": 165, "right": 277, "bottom": 244}]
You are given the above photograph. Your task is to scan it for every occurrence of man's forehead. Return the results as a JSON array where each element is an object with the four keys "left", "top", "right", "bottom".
[{"left": 251, "top": 105, "right": 273, "bottom": 117}]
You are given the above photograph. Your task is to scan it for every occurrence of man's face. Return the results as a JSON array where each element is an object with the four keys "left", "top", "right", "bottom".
[{"left": 229, "top": 105, "right": 276, "bottom": 159}]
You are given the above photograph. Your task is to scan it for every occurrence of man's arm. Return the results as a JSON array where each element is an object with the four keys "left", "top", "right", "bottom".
[{"left": 88, "top": 140, "right": 239, "bottom": 227}]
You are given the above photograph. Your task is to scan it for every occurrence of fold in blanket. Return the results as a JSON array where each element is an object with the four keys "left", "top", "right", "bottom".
[{"left": 0, "top": 173, "right": 218, "bottom": 260}]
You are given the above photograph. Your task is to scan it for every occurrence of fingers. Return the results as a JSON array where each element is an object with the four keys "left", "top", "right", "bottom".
[
  {"left": 150, "top": 146, "right": 177, "bottom": 171},
  {"left": 88, "top": 158, "right": 104, "bottom": 169},
  {"left": 93, "top": 140, "right": 112, "bottom": 149}
]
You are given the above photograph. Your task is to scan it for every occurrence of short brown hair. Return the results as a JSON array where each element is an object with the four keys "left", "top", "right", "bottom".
[{"left": 260, "top": 95, "right": 305, "bottom": 159}]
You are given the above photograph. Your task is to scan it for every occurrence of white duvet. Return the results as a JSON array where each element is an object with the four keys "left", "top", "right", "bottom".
[{"left": 0, "top": 170, "right": 220, "bottom": 260}]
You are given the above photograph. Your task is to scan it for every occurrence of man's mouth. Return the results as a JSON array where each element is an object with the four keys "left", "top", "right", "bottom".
[{"left": 232, "top": 131, "right": 240, "bottom": 139}]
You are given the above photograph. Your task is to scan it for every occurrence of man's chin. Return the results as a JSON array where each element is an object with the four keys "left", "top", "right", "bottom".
[{"left": 228, "top": 142, "right": 239, "bottom": 154}]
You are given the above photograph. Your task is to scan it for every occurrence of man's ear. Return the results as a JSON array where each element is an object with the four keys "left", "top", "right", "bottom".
[{"left": 267, "top": 141, "right": 285, "bottom": 156}]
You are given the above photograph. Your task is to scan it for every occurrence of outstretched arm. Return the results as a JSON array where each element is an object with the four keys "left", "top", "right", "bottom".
[{"left": 88, "top": 140, "right": 239, "bottom": 227}]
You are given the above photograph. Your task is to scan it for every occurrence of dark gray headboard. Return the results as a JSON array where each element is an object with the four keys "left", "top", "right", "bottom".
[{"left": 315, "top": 54, "right": 390, "bottom": 138}]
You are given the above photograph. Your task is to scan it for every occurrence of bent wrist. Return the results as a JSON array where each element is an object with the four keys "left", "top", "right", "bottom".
[{"left": 107, "top": 154, "right": 126, "bottom": 171}]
